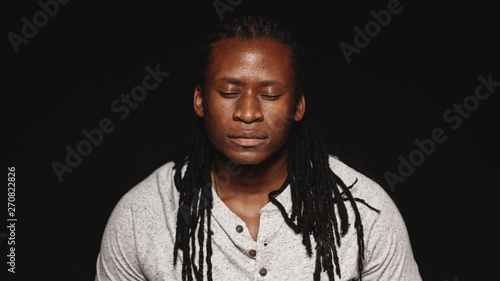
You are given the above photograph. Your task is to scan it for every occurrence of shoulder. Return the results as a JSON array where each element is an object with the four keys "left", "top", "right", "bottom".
[
  {"left": 327, "top": 154, "right": 401, "bottom": 228},
  {"left": 328, "top": 155, "right": 422, "bottom": 280},
  {"left": 327, "top": 154, "right": 393, "bottom": 211},
  {"left": 116, "top": 161, "right": 179, "bottom": 212},
  {"left": 327, "top": 154, "right": 404, "bottom": 251},
  {"left": 104, "top": 160, "right": 180, "bottom": 235},
  {"left": 96, "top": 161, "right": 181, "bottom": 280}
]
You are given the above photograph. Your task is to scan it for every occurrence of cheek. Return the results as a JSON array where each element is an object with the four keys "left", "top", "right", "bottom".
[
  {"left": 204, "top": 101, "right": 232, "bottom": 147},
  {"left": 266, "top": 106, "right": 296, "bottom": 137},
  {"left": 205, "top": 101, "right": 231, "bottom": 128}
]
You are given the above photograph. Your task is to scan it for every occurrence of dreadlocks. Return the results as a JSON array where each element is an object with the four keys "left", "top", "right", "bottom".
[{"left": 172, "top": 15, "right": 379, "bottom": 281}]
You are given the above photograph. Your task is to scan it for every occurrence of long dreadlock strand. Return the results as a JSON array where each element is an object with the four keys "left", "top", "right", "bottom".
[{"left": 173, "top": 120, "right": 214, "bottom": 281}]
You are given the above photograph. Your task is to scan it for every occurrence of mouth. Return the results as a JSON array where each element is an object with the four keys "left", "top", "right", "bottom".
[{"left": 227, "top": 130, "right": 268, "bottom": 147}]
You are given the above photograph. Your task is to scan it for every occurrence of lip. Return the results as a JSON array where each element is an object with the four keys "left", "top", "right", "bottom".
[{"left": 228, "top": 130, "right": 268, "bottom": 147}]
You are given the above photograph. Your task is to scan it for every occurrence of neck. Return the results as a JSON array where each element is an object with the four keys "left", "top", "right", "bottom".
[{"left": 211, "top": 147, "right": 289, "bottom": 199}]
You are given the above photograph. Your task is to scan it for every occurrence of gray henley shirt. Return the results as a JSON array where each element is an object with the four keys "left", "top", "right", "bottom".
[{"left": 95, "top": 155, "right": 422, "bottom": 280}]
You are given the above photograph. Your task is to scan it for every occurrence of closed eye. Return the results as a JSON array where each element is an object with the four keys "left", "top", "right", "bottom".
[
  {"left": 261, "top": 94, "right": 281, "bottom": 100},
  {"left": 219, "top": 91, "right": 239, "bottom": 97}
]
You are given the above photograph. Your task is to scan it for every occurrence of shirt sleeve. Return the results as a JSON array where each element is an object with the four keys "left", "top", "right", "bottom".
[
  {"left": 360, "top": 187, "right": 422, "bottom": 281},
  {"left": 95, "top": 196, "right": 147, "bottom": 281}
]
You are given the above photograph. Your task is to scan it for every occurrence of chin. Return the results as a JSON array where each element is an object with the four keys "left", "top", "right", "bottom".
[{"left": 227, "top": 151, "right": 267, "bottom": 166}]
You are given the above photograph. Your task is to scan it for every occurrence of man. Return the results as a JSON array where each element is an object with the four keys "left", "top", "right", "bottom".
[{"left": 95, "top": 15, "right": 422, "bottom": 280}]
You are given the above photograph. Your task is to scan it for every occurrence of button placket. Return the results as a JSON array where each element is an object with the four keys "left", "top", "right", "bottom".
[{"left": 255, "top": 204, "right": 283, "bottom": 279}]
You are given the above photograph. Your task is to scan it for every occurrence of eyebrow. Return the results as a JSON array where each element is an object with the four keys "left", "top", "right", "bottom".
[{"left": 215, "top": 77, "right": 286, "bottom": 87}]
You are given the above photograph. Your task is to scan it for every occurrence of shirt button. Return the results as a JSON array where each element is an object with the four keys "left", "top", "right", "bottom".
[
  {"left": 259, "top": 268, "right": 267, "bottom": 276},
  {"left": 236, "top": 225, "right": 243, "bottom": 233},
  {"left": 248, "top": 249, "right": 256, "bottom": 257}
]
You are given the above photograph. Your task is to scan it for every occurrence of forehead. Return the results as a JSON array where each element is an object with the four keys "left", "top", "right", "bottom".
[
  {"left": 211, "top": 37, "right": 291, "bottom": 57},
  {"left": 207, "top": 38, "right": 294, "bottom": 83}
]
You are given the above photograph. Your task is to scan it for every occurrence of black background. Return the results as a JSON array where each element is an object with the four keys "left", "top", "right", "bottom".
[{"left": 2, "top": 0, "right": 499, "bottom": 280}]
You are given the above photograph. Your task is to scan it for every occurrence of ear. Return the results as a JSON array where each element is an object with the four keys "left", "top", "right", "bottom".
[
  {"left": 293, "top": 93, "right": 305, "bottom": 121},
  {"left": 193, "top": 84, "right": 205, "bottom": 117}
]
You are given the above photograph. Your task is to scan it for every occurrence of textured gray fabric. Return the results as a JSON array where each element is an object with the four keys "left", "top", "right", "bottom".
[{"left": 95, "top": 155, "right": 422, "bottom": 280}]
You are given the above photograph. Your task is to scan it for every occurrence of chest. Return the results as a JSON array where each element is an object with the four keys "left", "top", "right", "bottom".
[
  {"left": 182, "top": 211, "right": 360, "bottom": 281},
  {"left": 141, "top": 194, "right": 362, "bottom": 281}
]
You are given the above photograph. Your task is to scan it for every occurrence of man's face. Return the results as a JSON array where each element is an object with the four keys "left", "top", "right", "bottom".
[{"left": 194, "top": 38, "right": 305, "bottom": 165}]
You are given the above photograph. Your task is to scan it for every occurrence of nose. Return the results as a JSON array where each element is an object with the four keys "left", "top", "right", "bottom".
[{"left": 233, "top": 93, "right": 263, "bottom": 123}]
